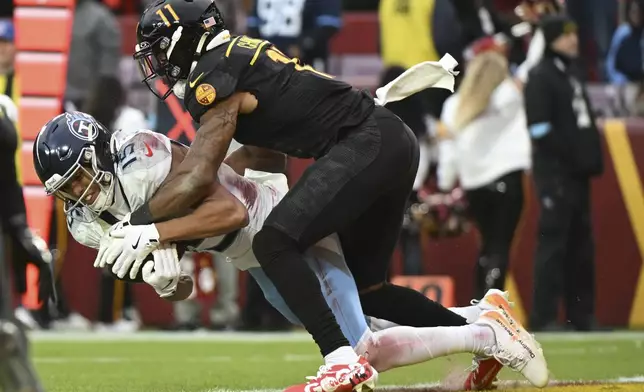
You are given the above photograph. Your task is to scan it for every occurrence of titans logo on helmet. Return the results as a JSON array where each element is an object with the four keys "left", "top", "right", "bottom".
[{"left": 66, "top": 111, "right": 99, "bottom": 141}]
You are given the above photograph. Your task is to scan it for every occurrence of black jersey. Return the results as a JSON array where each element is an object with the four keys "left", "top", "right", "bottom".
[{"left": 183, "top": 35, "right": 374, "bottom": 159}]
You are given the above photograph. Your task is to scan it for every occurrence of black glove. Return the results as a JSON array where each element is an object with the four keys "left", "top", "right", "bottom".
[{"left": 7, "top": 215, "right": 57, "bottom": 305}]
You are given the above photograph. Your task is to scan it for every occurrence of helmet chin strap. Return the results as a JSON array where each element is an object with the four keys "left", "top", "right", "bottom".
[{"left": 173, "top": 30, "right": 231, "bottom": 99}]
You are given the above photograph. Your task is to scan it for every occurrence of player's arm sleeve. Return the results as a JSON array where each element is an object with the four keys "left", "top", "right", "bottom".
[
  {"left": 154, "top": 182, "right": 249, "bottom": 243},
  {"left": 300, "top": 0, "right": 342, "bottom": 53},
  {"left": 95, "top": 8, "right": 122, "bottom": 77}
]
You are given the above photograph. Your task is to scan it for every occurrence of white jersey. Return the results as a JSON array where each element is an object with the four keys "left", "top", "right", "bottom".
[{"left": 67, "top": 128, "right": 290, "bottom": 271}]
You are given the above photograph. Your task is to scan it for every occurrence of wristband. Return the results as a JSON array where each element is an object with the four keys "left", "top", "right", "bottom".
[{"left": 130, "top": 202, "right": 154, "bottom": 225}]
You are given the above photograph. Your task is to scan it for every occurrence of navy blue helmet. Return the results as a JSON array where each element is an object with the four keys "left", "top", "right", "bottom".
[
  {"left": 33, "top": 112, "right": 116, "bottom": 220},
  {"left": 134, "top": 0, "right": 227, "bottom": 99}
]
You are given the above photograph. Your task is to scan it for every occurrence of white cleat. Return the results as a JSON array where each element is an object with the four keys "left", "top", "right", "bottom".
[
  {"left": 473, "top": 289, "right": 514, "bottom": 313},
  {"left": 475, "top": 309, "right": 549, "bottom": 388}
]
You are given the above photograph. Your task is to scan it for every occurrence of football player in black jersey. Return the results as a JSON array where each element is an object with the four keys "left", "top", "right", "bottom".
[{"left": 100, "top": 1, "right": 428, "bottom": 390}]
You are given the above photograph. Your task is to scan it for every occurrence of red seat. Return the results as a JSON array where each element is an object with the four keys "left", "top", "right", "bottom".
[
  {"left": 20, "top": 142, "right": 40, "bottom": 186},
  {"left": 15, "top": 53, "right": 68, "bottom": 97},
  {"left": 18, "top": 97, "right": 62, "bottom": 140},
  {"left": 14, "top": 7, "right": 73, "bottom": 53},
  {"left": 14, "top": 0, "right": 74, "bottom": 7}
]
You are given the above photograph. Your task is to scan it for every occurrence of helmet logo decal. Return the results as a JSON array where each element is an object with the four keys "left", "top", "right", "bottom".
[
  {"left": 66, "top": 112, "right": 99, "bottom": 141},
  {"left": 195, "top": 84, "right": 216, "bottom": 105}
]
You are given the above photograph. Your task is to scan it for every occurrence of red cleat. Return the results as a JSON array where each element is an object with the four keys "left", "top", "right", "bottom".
[
  {"left": 463, "top": 357, "right": 504, "bottom": 390},
  {"left": 284, "top": 356, "right": 378, "bottom": 392}
]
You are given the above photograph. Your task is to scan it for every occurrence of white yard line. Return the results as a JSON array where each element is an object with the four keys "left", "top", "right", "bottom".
[
  {"left": 198, "top": 376, "right": 644, "bottom": 392},
  {"left": 29, "top": 343, "right": 632, "bottom": 365},
  {"left": 27, "top": 330, "right": 644, "bottom": 342}
]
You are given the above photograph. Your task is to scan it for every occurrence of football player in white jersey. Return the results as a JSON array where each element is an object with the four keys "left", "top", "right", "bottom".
[{"left": 33, "top": 111, "right": 548, "bottom": 390}]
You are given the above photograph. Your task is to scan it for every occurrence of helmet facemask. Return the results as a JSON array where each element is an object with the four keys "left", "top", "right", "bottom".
[
  {"left": 44, "top": 146, "right": 115, "bottom": 222},
  {"left": 135, "top": 0, "right": 229, "bottom": 100},
  {"left": 134, "top": 26, "right": 200, "bottom": 100}
]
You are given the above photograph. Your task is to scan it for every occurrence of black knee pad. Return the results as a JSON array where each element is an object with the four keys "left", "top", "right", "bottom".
[{"left": 252, "top": 226, "right": 299, "bottom": 267}]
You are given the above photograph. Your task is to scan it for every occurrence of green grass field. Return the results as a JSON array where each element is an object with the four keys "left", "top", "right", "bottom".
[{"left": 29, "top": 331, "right": 644, "bottom": 392}]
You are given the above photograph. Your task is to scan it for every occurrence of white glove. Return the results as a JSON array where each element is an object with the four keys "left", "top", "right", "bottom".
[
  {"left": 93, "top": 214, "right": 161, "bottom": 278},
  {"left": 142, "top": 244, "right": 181, "bottom": 298}
]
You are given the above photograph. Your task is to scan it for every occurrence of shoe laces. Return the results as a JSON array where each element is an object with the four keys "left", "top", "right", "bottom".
[
  {"left": 470, "top": 291, "right": 514, "bottom": 307},
  {"left": 305, "top": 365, "right": 331, "bottom": 382},
  {"left": 483, "top": 345, "right": 527, "bottom": 372},
  {"left": 465, "top": 355, "right": 486, "bottom": 373}
]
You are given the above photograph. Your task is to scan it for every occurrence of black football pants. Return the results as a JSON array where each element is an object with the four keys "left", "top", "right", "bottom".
[
  {"left": 530, "top": 175, "right": 596, "bottom": 331},
  {"left": 466, "top": 170, "right": 524, "bottom": 299},
  {"left": 253, "top": 105, "right": 422, "bottom": 356}
]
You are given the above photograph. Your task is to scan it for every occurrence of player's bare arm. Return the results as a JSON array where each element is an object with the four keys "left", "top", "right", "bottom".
[
  {"left": 154, "top": 182, "right": 249, "bottom": 242},
  {"left": 141, "top": 93, "right": 249, "bottom": 222},
  {"left": 224, "top": 145, "right": 287, "bottom": 175}
]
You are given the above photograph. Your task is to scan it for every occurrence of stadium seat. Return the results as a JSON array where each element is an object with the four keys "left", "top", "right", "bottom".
[
  {"left": 18, "top": 97, "right": 62, "bottom": 140},
  {"left": 14, "top": 7, "right": 73, "bottom": 53},
  {"left": 14, "top": 0, "right": 74, "bottom": 7},
  {"left": 15, "top": 53, "right": 68, "bottom": 97},
  {"left": 20, "top": 142, "right": 39, "bottom": 186}
]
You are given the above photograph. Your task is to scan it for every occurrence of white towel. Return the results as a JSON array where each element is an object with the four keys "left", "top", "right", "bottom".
[{"left": 374, "top": 54, "right": 460, "bottom": 106}]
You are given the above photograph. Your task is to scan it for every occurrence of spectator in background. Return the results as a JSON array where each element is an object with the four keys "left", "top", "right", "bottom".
[
  {"left": 0, "top": 20, "right": 37, "bottom": 328},
  {"left": 0, "top": 98, "right": 46, "bottom": 391},
  {"left": 83, "top": 76, "right": 146, "bottom": 332},
  {"left": 0, "top": 19, "right": 16, "bottom": 98},
  {"left": 438, "top": 50, "right": 531, "bottom": 299},
  {"left": 65, "top": 0, "right": 121, "bottom": 110},
  {"left": 606, "top": 0, "right": 643, "bottom": 84},
  {"left": 0, "top": 95, "right": 55, "bottom": 329},
  {"left": 513, "top": 0, "right": 564, "bottom": 84},
  {"left": 378, "top": 0, "right": 462, "bottom": 275},
  {"left": 379, "top": 0, "right": 463, "bottom": 67},
  {"left": 524, "top": 15, "right": 603, "bottom": 331},
  {"left": 0, "top": 19, "right": 91, "bottom": 331},
  {"left": 247, "top": 0, "right": 342, "bottom": 71},
  {"left": 216, "top": 0, "right": 240, "bottom": 34},
  {"left": 379, "top": 67, "right": 430, "bottom": 276}
]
